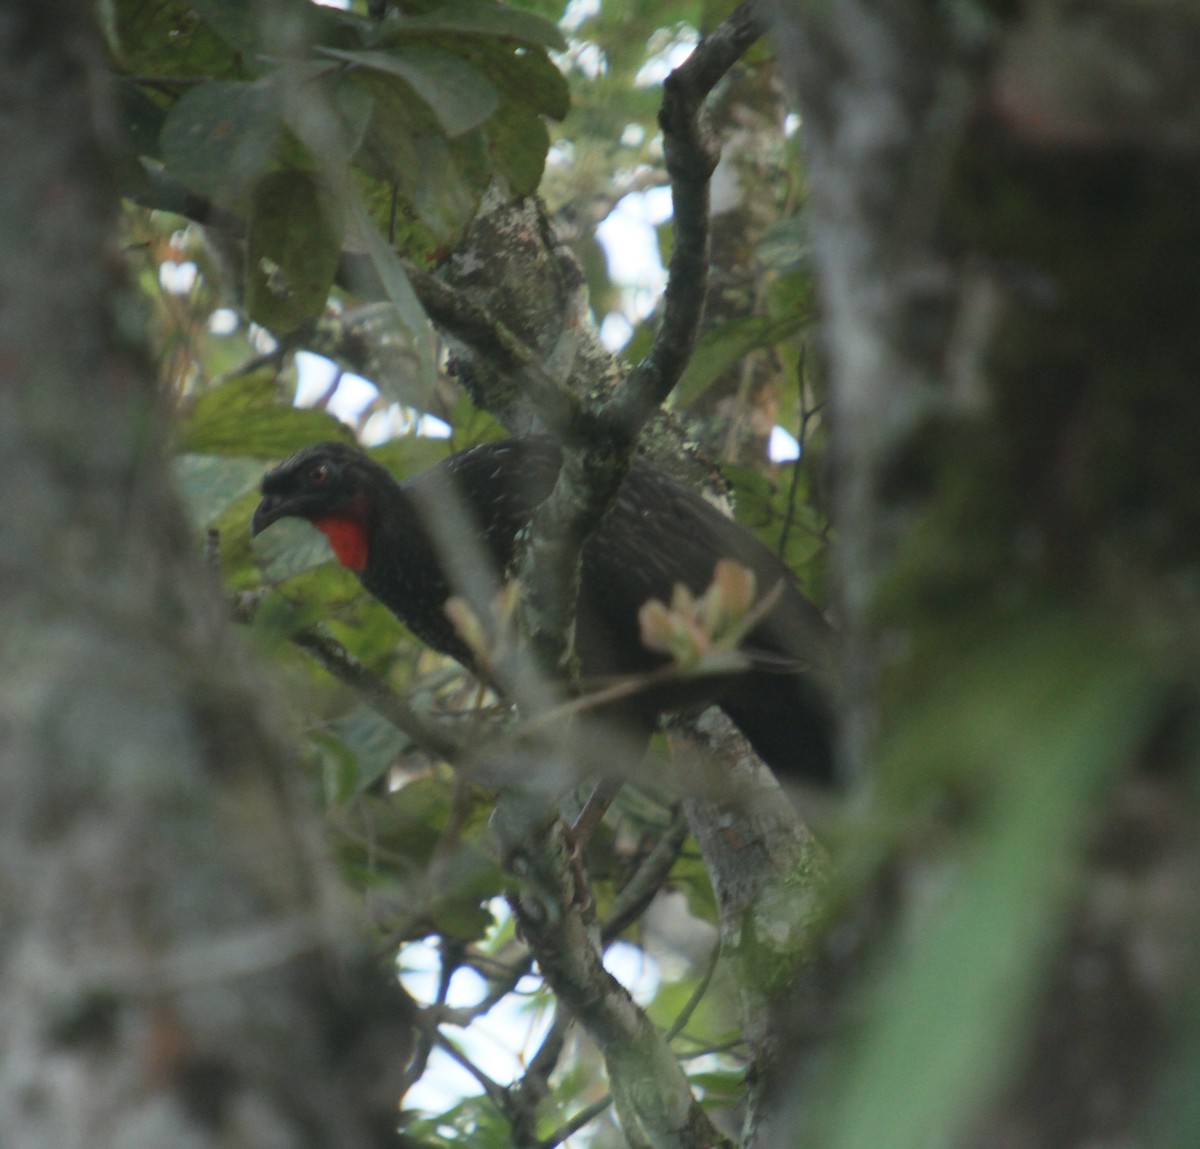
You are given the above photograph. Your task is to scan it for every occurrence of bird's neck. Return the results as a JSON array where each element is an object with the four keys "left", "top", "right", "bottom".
[
  {"left": 353, "top": 481, "right": 471, "bottom": 660},
  {"left": 312, "top": 513, "right": 369, "bottom": 571}
]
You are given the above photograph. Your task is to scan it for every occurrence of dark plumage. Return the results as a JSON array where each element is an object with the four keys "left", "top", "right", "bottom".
[{"left": 252, "top": 438, "right": 835, "bottom": 785}]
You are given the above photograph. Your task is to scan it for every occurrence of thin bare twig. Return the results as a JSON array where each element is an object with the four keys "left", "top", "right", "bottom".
[
  {"left": 231, "top": 591, "right": 470, "bottom": 763},
  {"left": 535, "top": 1093, "right": 615, "bottom": 1149},
  {"left": 601, "top": 806, "right": 690, "bottom": 944},
  {"left": 664, "top": 942, "right": 722, "bottom": 1043},
  {"left": 508, "top": 1006, "right": 575, "bottom": 1144},
  {"left": 434, "top": 1032, "right": 511, "bottom": 1110}
]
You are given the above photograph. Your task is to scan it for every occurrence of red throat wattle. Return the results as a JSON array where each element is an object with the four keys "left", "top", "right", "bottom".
[{"left": 313, "top": 516, "right": 369, "bottom": 572}]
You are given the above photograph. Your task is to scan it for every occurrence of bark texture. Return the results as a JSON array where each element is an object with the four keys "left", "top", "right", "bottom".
[
  {"left": 768, "top": 0, "right": 1200, "bottom": 1145},
  {"left": 0, "top": 4, "right": 411, "bottom": 1144}
]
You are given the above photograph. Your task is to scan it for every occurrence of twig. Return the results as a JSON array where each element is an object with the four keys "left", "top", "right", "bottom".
[
  {"left": 292, "top": 627, "right": 467, "bottom": 761},
  {"left": 778, "top": 346, "right": 811, "bottom": 559},
  {"left": 508, "top": 1006, "right": 574, "bottom": 1144},
  {"left": 396, "top": 947, "right": 461, "bottom": 1099},
  {"left": 433, "top": 1032, "right": 511, "bottom": 1111},
  {"left": 601, "top": 0, "right": 766, "bottom": 438},
  {"left": 535, "top": 1093, "right": 615, "bottom": 1149},
  {"left": 232, "top": 591, "right": 469, "bottom": 763},
  {"left": 215, "top": 339, "right": 293, "bottom": 385},
  {"left": 514, "top": 0, "right": 767, "bottom": 687},
  {"left": 664, "top": 942, "right": 721, "bottom": 1043},
  {"left": 601, "top": 806, "right": 690, "bottom": 944}
]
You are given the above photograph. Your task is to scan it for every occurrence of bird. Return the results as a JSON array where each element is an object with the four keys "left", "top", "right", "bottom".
[{"left": 251, "top": 438, "right": 835, "bottom": 786}]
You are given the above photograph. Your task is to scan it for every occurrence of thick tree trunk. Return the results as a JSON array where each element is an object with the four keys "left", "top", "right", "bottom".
[
  {"left": 0, "top": 5, "right": 410, "bottom": 1144},
  {"left": 768, "top": 0, "right": 1200, "bottom": 1145}
]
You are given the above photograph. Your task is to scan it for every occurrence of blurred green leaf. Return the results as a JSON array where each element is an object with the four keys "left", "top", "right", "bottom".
[
  {"left": 250, "top": 515, "right": 336, "bottom": 585},
  {"left": 409, "top": 131, "right": 491, "bottom": 241},
  {"left": 173, "top": 452, "right": 264, "bottom": 526},
  {"left": 355, "top": 205, "right": 438, "bottom": 395},
  {"left": 486, "top": 101, "right": 550, "bottom": 196},
  {"left": 376, "top": 1, "right": 567, "bottom": 51},
  {"left": 310, "top": 729, "right": 362, "bottom": 807},
  {"left": 119, "top": 84, "right": 169, "bottom": 161},
  {"left": 160, "top": 79, "right": 283, "bottom": 204},
  {"left": 430, "top": 890, "right": 497, "bottom": 943},
  {"left": 320, "top": 46, "right": 499, "bottom": 137},
  {"left": 187, "top": 0, "right": 258, "bottom": 51},
  {"left": 113, "top": 0, "right": 243, "bottom": 79},
  {"left": 724, "top": 463, "right": 825, "bottom": 577},
  {"left": 820, "top": 617, "right": 1159, "bottom": 1149},
  {"left": 672, "top": 845, "right": 719, "bottom": 926},
  {"left": 329, "top": 706, "right": 413, "bottom": 792},
  {"left": 468, "top": 38, "right": 570, "bottom": 121},
  {"left": 675, "top": 314, "right": 807, "bottom": 409},
  {"left": 245, "top": 170, "right": 344, "bottom": 333},
  {"left": 178, "top": 373, "right": 350, "bottom": 457},
  {"left": 690, "top": 1068, "right": 745, "bottom": 1107}
]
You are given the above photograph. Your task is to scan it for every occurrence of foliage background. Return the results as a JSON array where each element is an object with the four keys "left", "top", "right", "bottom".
[
  {"left": 1, "top": 1, "right": 1197, "bottom": 1148},
  {"left": 111, "top": 2, "right": 827, "bottom": 1145}
]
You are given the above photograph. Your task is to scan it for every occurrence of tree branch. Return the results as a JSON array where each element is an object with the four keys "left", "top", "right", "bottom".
[
  {"left": 535, "top": 1093, "right": 615, "bottom": 1149},
  {"left": 493, "top": 810, "right": 736, "bottom": 1149},
  {"left": 232, "top": 591, "right": 472, "bottom": 765},
  {"left": 602, "top": 0, "right": 766, "bottom": 438},
  {"left": 515, "top": 1, "right": 766, "bottom": 689},
  {"left": 601, "top": 805, "right": 691, "bottom": 944}
]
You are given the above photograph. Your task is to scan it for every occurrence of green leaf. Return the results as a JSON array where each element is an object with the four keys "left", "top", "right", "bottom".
[
  {"left": 377, "top": 0, "right": 567, "bottom": 51},
  {"left": 187, "top": 0, "right": 259, "bottom": 52},
  {"left": 329, "top": 707, "right": 413, "bottom": 792},
  {"left": 690, "top": 1069, "right": 746, "bottom": 1107},
  {"left": 820, "top": 618, "right": 1159, "bottom": 1149},
  {"left": 468, "top": 39, "right": 570, "bottom": 121},
  {"left": 486, "top": 101, "right": 550, "bottom": 196},
  {"left": 257, "top": 521, "right": 332, "bottom": 583},
  {"left": 672, "top": 845, "right": 719, "bottom": 926},
  {"left": 178, "top": 373, "right": 350, "bottom": 457},
  {"left": 724, "top": 464, "right": 825, "bottom": 575},
  {"left": 354, "top": 206, "right": 438, "bottom": 396},
  {"left": 113, "top": 0, "right": 243, "bottom": 79},
  {"left": 408, "top": 131, "right": 490, "bottom": 241},
  {"left": 172, "top": 453, "right": 264, "bottom": 526},
  {"left": 309, "top": 730, "right": 362, "bottom": 808},
  {"left": 245, "top": 170, "right": 344, "bottom": 333},
  {"left": 160, "top": 80, "right": 283, "bottom": 205},
  {"left": 367, "top": 435, "right": 456, "bottom": 485},
  {"left": 315, "top": 70, "right": 378, "bottom": 162},
  {"left": 119, "top": 83, "right": 168, "bottom": 160},
  {"left": 319, "top": 46, "right": 499, "bottom": 138},
  {"left": 674, "top": 313, "right": 808, "bottom": 409},
  {"left": 430, "top": 895, "right": 496, "bottom": 943}
]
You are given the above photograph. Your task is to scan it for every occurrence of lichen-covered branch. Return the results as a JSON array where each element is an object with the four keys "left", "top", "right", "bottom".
[
  {"left": 492, "top": 807, "right": 736, "bottom": 1149},
  {"left": 516, "top": 1, "right": 767, "bottom": 683}
]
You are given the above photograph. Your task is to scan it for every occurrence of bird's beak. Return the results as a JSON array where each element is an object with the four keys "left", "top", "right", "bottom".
[{"left": 251, "top": 495, "right": 287, "bottom": 537}]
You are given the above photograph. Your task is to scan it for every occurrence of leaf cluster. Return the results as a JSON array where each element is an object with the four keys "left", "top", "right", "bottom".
[{"left": 113, "top": 0, "right": 568, "bottom": 338}]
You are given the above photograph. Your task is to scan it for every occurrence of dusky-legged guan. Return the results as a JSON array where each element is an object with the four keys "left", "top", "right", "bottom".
[{"left": 251, "top": 438, "right": 835, "bottom": 786}]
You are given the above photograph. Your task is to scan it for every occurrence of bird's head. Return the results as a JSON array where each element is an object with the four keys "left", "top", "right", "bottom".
[{"left": 251, "top": 441, "right": 385, "bottom": 572}]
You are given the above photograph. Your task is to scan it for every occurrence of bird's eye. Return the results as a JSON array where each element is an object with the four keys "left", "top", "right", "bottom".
[{"left": 310, "top": 463, "right": 330, "bottom": 485}]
